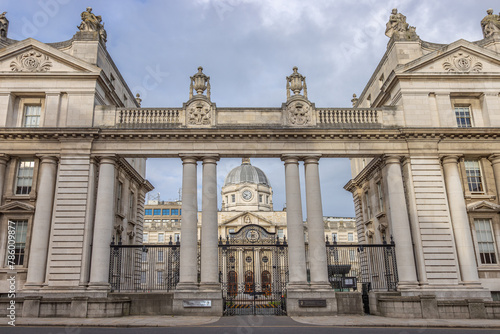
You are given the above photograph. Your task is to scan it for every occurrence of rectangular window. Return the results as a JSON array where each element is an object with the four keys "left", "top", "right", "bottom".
[
  {"left": 141, "top": 271, "right": 146, "bottom": 283},
  {"left": 143, "top": 233, "right": 149, "bottom": 243},
  {"left": 348, "top": 233, "right": 354, "bottom": 242},
  {"left": 266, "top": 195, "right": 269, "bottom": 204},
  {"left": 377, "top": 182, "right": 384, "bottom": 212},
  {"left": 7, "top": 220, "right": 28, "bottom": 266},
  {"left": 129, "top": 192, "right": 135, "bottom": 219},
  {"left": 228, "top": 228, "right": 235, "bottom": 234},
  {"left": 331, "top": 233, "right": 338, "bottom": 243},
  {"left": 259, "top": 194, "right": 263, "bottom": 202},
  {"left": 153, "top": 209, "right": 161, "bottom": 215},
  {"left": 158, "top": 250, "right": 164, "bottom": 262},
  {"left": 157, "top": 271, "right": 163, "bottom": 283},
  {"left": 162, "top": 209, "right": 170, "bottom": 215},
  {"left": 455, "top": 106, "right": 472, "bottom": 128},
  {"left": 465, "top": 160, "right": 484, "bottom": 193},
  {"left": 158, "top": 233, "right": 165, "bottom": 243},
  {"left": 23, "top": 105, "right": 41, "bottom": 127},
  {"left": 277, "top": 229, "right": 284, "bottom": 239},
  {"left": 231, "top": 194, "right": 235, "bottom": 202},
  {"left": 116, "top": 182, "right": 123, "bottom": 212},
  {"left": 16, "top": 160, "right": 35, "bottom": 195},
  {"left": 474, "top": 219, "right": 497, "bottom": 264},
  {"left": 364, "top": 191, "right": 372, "bottom": 220},
  {"left": 141, "top": 252, "right": 147, "bottom": 262},
  {"left": 174, "top": 233, "right": 180, "bottom": 242},
  {"left": 171, "top": 209, "right": 179, "bottom": 215},
  {"left": 145, "top": 209, "right": 152, "bottom": 215},
  {"left": 349, "top": 249, "right": 356, "bottom": 261}
]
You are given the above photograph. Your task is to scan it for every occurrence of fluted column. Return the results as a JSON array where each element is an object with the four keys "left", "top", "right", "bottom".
[
  {"left": 177, "top": 156, "right": 199, "bottom": 290},
  {"left": 89, "top": 157, "right": 117, "bottom": 287},
  {"left": 80, "top": 158, "right": 97, "bottom": 286},
  {"left": 25, "top": 156, "right": 58, "bottom": 288},
  {"left": 304, "top": 156, "right": 330, "bottom": 288},
  {"left": 442, "top": 156, "right": 480, "bottom": 285},
  {"left": 383, "top": 155, "right": 418, "bottom": 287},
  {"left": 200, "top": 155, "right": 220, "bottom": 289},
  {"left": 489, "top": 154, "right": 500, "bottom": 202},
  {"left": 282, "top": 155, "right": 308, "bottom": 287}
]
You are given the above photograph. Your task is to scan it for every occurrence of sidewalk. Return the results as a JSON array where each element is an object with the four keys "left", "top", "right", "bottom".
[{"left": 8, "top": 315, "right": 500, "bottom": 328}]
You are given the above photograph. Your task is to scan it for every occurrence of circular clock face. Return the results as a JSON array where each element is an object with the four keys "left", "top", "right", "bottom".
[{"left": 242, "top": 190, "right": 253, "bottom": 201}]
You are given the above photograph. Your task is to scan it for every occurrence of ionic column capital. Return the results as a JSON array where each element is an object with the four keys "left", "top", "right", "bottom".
[
  {"left": 179, "top": 155, "right": 198, "bottom": 164},
  {"left": 488, "top": 154, "right": 500, "bottom": 165},
  {"left": 98, "top": 156, "right": 117, "bottom": 166},
  {"left": 201, "top": 155, "right": 220, "bottom": 164},
  {"left": 0, "top": 154, "right": 10, "bottom": 164},
  {"left": 36, "top": 155, "right": 59, "bottom": 165},
  {"left": 441, "top": 155, "right": 462, "bottom": 165}
]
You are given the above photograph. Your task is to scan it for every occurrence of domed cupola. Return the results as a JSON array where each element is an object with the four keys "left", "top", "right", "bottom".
[{"left": 221, "top": 158, "right": 273, "bottom": 212}]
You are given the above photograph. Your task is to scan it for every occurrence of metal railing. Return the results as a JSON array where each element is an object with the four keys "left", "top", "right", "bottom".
[
  {"left": 109, "top": 239, "right": 180, "bottom": 292},
  {"left": 324, "top": 236, "right": 398, "bottom": 292}
]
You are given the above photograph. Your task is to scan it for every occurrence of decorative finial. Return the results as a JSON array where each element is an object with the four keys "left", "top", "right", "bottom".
[
  {"left": 242, "top": 158, "right": 251, "bottom": 165},
  {"left": 385, "top": 8, "right": 418, "bottom": 40},
  {"left": 189, "top": 66, "right": 211, "bottom": 100},
  {"left": 351, "top": 94, "right": 358, "bottom": 107},
  {"left": 286, "top": 66, "right": 307, "bottom": 100},
  {"left": 481, "top": 9, "right": 500, "bottom": 38},
  {"left": 135, "top": 93, "right": 142, "bottom": 107},
  {"left": 78, "top": 7, "right": 107, "bottom": 43},
  {"left": 0, "top": 11, "right": 9, "bottom": 39}
]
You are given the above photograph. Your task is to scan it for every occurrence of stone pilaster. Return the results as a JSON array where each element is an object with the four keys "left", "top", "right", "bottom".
[
  {"left": 442, "top": 156, "right": 480, "bottom": 285},
  {"left": 88, "top": 156, "right": 117, "bottom": 288},
  {"left": 304, "top": 156, "right": 330, "bottom": 288},
  {"left": 177, "top": 156, "right": 199, "bottom": 290},
  {"left": 24, "top": 156, "right": 58, "bottom": 288},
  {"left": 488, "top": 154, "right": 500, "bottom": 202},
  {"left": 0, "top": 154, "right": 9, "bottom": 202},
  {"left": 281, "top": 155, "right": 308, "bottom": 287},
  {"left": 382, "top": 155, "right": 418, "bottom": 288},
  {"left": 200, "top": 155, "right": 220, "bottom": 290}
]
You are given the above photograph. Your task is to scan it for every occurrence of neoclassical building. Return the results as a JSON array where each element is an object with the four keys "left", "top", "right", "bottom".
[{"left": 0, "top": 7, "right": 500, "bottom": 319}]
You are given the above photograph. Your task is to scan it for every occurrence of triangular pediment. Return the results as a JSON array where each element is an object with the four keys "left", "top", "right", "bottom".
[
  {"left": 220, "top": 211, "right": 274, "bottom": 227},
  {"left": 0, "top": 201, "right": 35, "bottom": 213},
  {"left": 467, "top": 200, "right": 500, "bottom": 212},
  {"left": 0, "top": 38, "right": 101, "bottom": 74},
  {"left": 397, "top": 39, "right": 500, "bottom": 74}
]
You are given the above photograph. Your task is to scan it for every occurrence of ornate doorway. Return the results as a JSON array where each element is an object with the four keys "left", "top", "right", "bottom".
[{"left": 219, "top": 224, "right": 288, "bottom": 315}]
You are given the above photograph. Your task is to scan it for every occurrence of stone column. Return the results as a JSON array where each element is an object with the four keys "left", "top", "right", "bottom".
[
  {"left": 489, "top": 155, "right": 500, "bottom": 202},
  {"left": 177, "top": 156, "right": 199, "bottom": 290},
  {"left": 383, "top": 155, "right": 418, "bottom": 287},
  {"left": 442, "top": 156, "right": 480, "bottom": 285},
  {"left": 200, "top": 155, "right": 220, "bottom": 290},
  {"left": 89, "top": 157, "right": 117, "bottom": 288},
  {"left": 0, "top": 154, "right": 8, "bottom": 198},
  {"left": 80, "top": 158, "right": 97, "bottom": 286},
  {"left": 304, "top": 156, "right": 330, "bottom": 288},
  {"left": 281, "top": 155, "right": 308, "bottom": 287},
  {"left": 24, "top": 156, "right": 58, "bottom": 288}
]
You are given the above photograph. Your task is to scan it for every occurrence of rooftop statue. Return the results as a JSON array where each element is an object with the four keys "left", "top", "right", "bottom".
[
  {"left": 78, "top": 7, "right": 107, "bottom": 43},
  {"left": 481, "top": 9, "right": 500, "bottom": 38},
  {"left": 385, "top": 8, "right": 418, "bottom": 40},
  {"left": 0, "top": 11, "right": 9, "bottom": 38}
]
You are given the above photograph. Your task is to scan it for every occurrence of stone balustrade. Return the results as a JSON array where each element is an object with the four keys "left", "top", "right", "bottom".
[
  {"left": 317, "top": 108, "right": 381, "bottom": 125},
  {"left": 118, "top": 108, "right": 182, "bottom": 127}
]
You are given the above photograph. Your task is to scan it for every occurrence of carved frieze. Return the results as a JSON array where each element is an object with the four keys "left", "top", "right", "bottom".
[
  {"left": 10, "top": 51, "right": 52, "bottom": 72},
  {"left": 442, "top": 52, "right": 482, "bottom": 73}
]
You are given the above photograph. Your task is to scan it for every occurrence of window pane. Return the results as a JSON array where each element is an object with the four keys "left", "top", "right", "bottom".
[
  {"left": 474, "top": 219, "right": 498, "bottom": 264},
  {"left": 171, "top": 209, "right": 179, "bottom": 215},
  {"left": 8, "top": 220, "right": 28, "bottom": 266},
  {"left": 24, "top": 105, "right": 41, "bottom": 128},
  {"left": 465, "top": 160, "right": 484, "bottom": 193},
  {"left": 16, "top": 160, "right": 34, "bottom": 195},
  {"left": 455, "top": 106, "right": 472, "bottom": 128},
  {"left": 162, "top": 209, "right": 170, "bottom": 215},
  {"left": 145, "top": 209, "right": 152, "bottom": 215},
  {"left": 153, "top": 209, "right": 161, "bottom": 215}
]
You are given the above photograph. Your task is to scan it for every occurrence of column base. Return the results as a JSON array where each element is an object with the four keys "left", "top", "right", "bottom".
[
  {"left": 397, "top": 281, "right": 420, "bottom": 290},
  {"left": 309, "top": 281, "right": 334, "bottom": 291},
  {"left": 175, "top": 282, "right": 199, "bottom": 291},
  {"left": 172, "top": 290, "right": 222, "bottom": 316},
  {"left": 199, "top": 282, "right": 221, "bottom": 292},
  {"left": 286, "top": 282, "right": 310, "bottom": 291}
]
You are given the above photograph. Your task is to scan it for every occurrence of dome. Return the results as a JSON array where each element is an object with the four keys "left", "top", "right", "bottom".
[{"left": 224, "top": 159, "right": 270, "bottom": 187}]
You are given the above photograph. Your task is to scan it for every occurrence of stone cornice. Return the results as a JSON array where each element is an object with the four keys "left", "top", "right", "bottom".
[{"left": 115, "top": 157, "right": 154, "bottom": 192}]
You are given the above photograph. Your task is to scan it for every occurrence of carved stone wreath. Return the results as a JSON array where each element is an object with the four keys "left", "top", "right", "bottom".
[
  {"left": 10, "top": 51, "right": 53, "bottom": 72},
  {"left": 287, "top": 102, "right": 311, "bottom": 125},
  {"left": 442, "top": 52, "right": 482, "bottom": 73},
  {"left": 187, "top": 102, "right": 211, "bottom": 125}
]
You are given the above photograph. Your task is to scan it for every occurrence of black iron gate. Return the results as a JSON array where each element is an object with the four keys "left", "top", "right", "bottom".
[{"left": 219, "top": 224, "right": 288, "bottom": 316}]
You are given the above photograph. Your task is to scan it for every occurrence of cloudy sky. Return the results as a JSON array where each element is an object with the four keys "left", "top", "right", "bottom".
[{"left": 3, "top": 0, "right": 497, "bottom": 216}]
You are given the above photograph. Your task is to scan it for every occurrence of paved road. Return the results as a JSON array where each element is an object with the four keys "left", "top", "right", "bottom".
[{"left": 3, "top": 316, "right": 500, "bottom": 334}]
